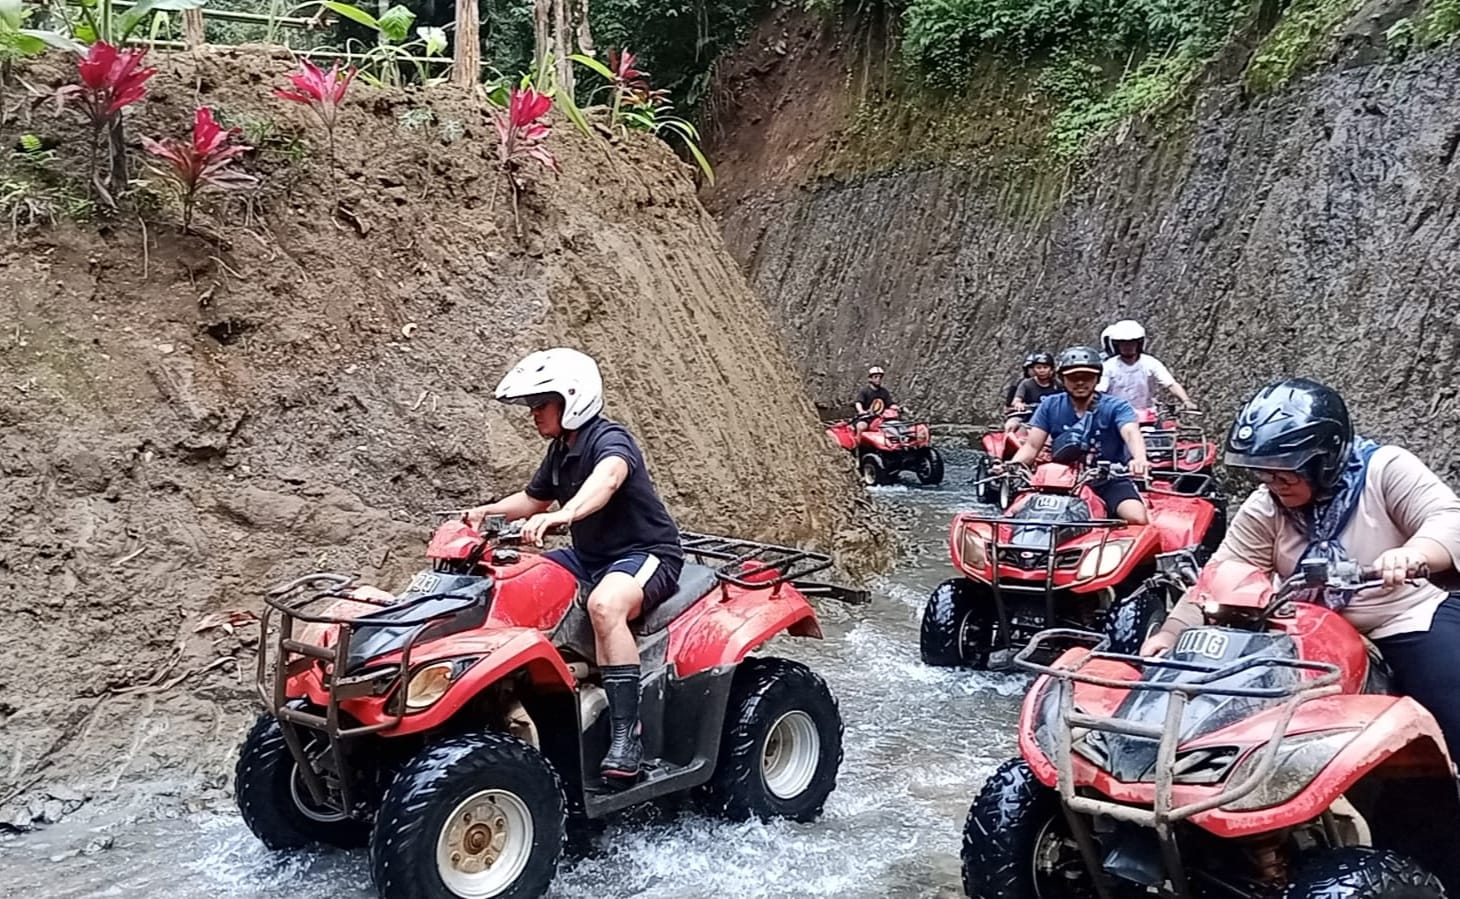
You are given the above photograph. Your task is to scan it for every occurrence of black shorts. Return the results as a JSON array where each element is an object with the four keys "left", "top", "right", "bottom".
[
  {"left": 544, "top": 547, "right": 683, "bottom": 615},
  {"left": 1092, "top": 477, "right": 1142, "bottom": 516}
]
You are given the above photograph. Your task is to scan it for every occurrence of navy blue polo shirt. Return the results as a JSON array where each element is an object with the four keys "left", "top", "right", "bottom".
[
  {"left": 525, "top": 416, "right": 683, "bottom": 573},
  {"left": 1030, "top": 393, "right": 1138, "bottom": 463}
]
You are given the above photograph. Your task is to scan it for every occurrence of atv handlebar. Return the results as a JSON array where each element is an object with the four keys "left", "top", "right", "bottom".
[{"left": 1258, "top": 558, "right": 1431, "bottom": 621}]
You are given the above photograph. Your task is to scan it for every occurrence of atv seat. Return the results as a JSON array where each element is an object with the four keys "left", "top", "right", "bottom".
[{"left": 635, "top": 563, "right": 720, "bottom": 635}]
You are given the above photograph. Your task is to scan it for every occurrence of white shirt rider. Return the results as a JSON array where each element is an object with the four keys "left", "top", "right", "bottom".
[{"left": 1097, "top": 354, "right": 1179, "bottom": 410}]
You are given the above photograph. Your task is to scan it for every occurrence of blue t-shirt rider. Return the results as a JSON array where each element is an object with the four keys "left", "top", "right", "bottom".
[{"left": 1008, "top": 345, "right": 1152, "bottom": 525}]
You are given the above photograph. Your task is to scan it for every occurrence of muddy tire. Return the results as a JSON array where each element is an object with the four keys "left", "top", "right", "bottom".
[
  {"left": 962, "top": 758, "right": 1097, "bottom": 899},
  {"left": 921, "top": 578, "right": 991, "bottom": 668},
  {"left": 707, "top": 658, "right": 843, "bottom": 823},
  {"left": 860, "top": 454, "right": 889, "bottom": 486},
  {"left": 917, "top": 448, "right": 945, "bottom": 485},
  {"left": 371, "top": 733, "right": 565, "bottom": 899},
  {"left": 234, "top": 713, "right": 370, "bottom": 851},
  {"left": 1104, "top": 586, "right": 1167, "bottom": 656},
  {"left": 1282, "top": 847, "right": 1444, "bottom": 898}
]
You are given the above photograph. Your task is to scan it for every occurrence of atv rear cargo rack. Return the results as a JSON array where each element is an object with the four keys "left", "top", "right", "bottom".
[
  {"left": 254, "top": 573, "right": 490, "bottom": 815},
  {"left": 1014, "top": 628, "right": 1343, "bottom": 899},
  {"left": 680, "top": 532, "right": 869, "bottom": 604}
]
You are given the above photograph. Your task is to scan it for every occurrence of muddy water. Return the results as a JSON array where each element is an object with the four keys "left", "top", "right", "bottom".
[{"left": 0, "top": 446, "right": 1026, "bottom": 899}]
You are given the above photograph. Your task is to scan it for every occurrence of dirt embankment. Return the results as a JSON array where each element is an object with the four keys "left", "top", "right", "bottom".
[
  {"left": 0, "top": 49, "right": 888, "bottom": 828},
  {"left": 706, "top": 8, "right": 1460, "bottom": 467}
]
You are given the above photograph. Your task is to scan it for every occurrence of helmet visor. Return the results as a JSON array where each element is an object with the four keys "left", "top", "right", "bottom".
[{"left": 1224, "top": 447, "right": 1318, "bottom": 473}]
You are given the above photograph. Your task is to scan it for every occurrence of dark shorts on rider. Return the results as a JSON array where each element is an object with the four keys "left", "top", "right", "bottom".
[
  {"left": 1092, "top": 477, "right": 1142, "bottom": 515},
  {"left": 545, "top": 547, "right": 684, "bottom": 617}
]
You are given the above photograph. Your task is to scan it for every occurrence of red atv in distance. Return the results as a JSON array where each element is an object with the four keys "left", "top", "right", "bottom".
[
  {"left": 1136, "top": 402, "right": 1218, "bottom": 492},
  {"left": 964, "top": 558, "right": 1460, "bottom": 899},
  {"left": 969, "top": 409, "right": 1051, "bottom": 508},
  {"left": 920, "top": 460, "right": 1225, "bottom": 669},
  {"left": 827, "top": 405, "right": 945, "bottom": 486},
  {"left": 235, "top": 517, "right": 863, "bottom": 899}
]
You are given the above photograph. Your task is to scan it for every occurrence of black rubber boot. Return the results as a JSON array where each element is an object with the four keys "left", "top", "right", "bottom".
[{"left": 600, "top": 665, "right": 643, "bottom": 781}]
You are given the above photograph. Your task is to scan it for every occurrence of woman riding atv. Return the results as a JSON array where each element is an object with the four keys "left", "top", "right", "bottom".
[{"left": 1144, "top": 377, "right": 1460, "bottom": 755}]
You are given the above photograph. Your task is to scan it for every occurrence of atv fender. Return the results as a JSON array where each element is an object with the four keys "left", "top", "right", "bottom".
[
  {"left": 1185, "top": 696, "right": 1452, "bottom": 838},
  {"left": 667, "top": 588, "right": 821, "bottom": 678},
  {"left": 380, "top": 628, "right": 577, "bottom": 736}
]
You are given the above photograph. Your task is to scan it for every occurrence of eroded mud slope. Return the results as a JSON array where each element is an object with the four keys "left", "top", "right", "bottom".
[{"left": 0, "top": 48, "right": 886, "bottom": 826}]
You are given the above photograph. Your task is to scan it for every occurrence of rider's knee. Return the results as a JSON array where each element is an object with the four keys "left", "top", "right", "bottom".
[{"left": 587, "top": 591, "right": 628, "bottom": 629}]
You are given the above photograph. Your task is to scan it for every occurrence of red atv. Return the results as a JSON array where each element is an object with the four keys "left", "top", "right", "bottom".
[
  {"left": 970, "top": 409, "right": 1051, "bottom": 508},
  {"left": 963, "top": 557, "right": 1460, "bottom": 899},
  {"left": 1136, "top": 402, "right": 1218, "bottom": 492},
  {"left": 920, "top": 461, "right": 1224, "bottom": 669},
  {"left": 827, "top": 405, "right": 945, "bottom": 486},
  {"left": 235, "top": 518, "right": 862, "bottom": 899}
]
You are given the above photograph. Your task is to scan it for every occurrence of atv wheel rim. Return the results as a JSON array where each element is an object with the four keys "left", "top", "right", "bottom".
[
  {"left": 435, "top": 789, "right": 534, "bottom": 899},
  {"left": 861, "top": 463, "right": 878, "bottom": 486},
  {"left": 762, "top": 711, "right": 820, "bottom": 800},
  {"left": 1030, "top": 815, "right": 1092, "bottom": 898},
  {"left": 289, "top": 766, "right": 349, "bottom": 823}
]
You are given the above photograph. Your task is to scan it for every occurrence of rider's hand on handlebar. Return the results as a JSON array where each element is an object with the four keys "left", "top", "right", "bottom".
[
  {"left": 464, "top": 505, "right": 493, "bottom": 530},
  {"left": 1128, "top": 458, "right": 1151, "bottom": 478},
  {"left": 1373, "top": 546, "right": 1431, "bottom": 589},
  {"left": 521, "top": 509, "right": 573, "bottom": 547},
  {"left": 1140, "top": 630, "right": 1176, "bottom": 657}
]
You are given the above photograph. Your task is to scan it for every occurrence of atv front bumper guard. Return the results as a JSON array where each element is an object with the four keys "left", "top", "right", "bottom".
[
  {"left": 1014, "top": 628, "right": 1342, "bottom": 899},
  {"left": 956, "top": 512, "right": 1129, "bottom": 647},
  {"left": 255, "top": 573, "right": 490, "bottom": 816}
]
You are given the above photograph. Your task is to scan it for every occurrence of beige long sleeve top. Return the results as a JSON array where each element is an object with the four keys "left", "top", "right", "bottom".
[{"left": 1169, "top": 446, "right": 1460, "bottom": 639}]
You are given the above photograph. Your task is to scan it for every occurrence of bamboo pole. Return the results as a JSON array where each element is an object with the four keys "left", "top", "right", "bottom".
[
  {"left": 532, "top": 0, "right": 551, "bottom": 84},
  {"left": 452, "top": 0, "right": 479, "bottom": 88},
  {"left": 552, "top": 0, "right": 572, "bottom": 95},
  {"left": 182, "top": 7, "right": 205, "bottom": 47}
]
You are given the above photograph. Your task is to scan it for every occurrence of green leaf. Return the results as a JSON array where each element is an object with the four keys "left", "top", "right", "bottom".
[
  {"left": 73, "top": 20, "right": 97, "bottom": 43},
  {"left": 19, "top": 29, "right": 84, "bottom": 52},
  {"left": 418, "top": 24, "right": 446, "bottom": 56},
  {"left": 318, "top": 0, "right": 379, "bottom": 31},
  {"left": 554, "top": 79, "right": 595, "bottom": 140},
  {"left": 569, "top": 53, "right": 614, "bottom": 81},
  {"left": 376, "top": 4, "right": 415, "bottom": 42},
  {"left": 0, "top": 0, "right": 23, "bottom": 30}
]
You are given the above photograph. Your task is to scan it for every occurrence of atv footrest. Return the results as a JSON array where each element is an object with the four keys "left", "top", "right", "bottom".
[{"left": 582, "top": 757, "right": 712, "bottom": 817}]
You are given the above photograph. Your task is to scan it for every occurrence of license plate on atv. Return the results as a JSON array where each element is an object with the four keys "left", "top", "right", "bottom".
[{"left": 405, "top": 572, "right": 441, "bottom": 595}]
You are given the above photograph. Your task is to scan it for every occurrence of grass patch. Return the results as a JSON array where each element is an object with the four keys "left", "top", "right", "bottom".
[{"left": 1244, "top": 0, "right": 1363, "bottom": 93}]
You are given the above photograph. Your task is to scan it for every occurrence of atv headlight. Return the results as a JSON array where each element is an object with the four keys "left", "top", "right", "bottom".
[
  {"left": 405, "top": 658, "right": 478, "bottom": 711},
  {"left": 1077, "top": 540, "right": 1133, "bottom": 580},
  {"left": 1222, "top": 730, "right": 1358, "bottom": 810},
  {"left": 1184, "top": 447, "right": 1206, "bottom": 465},
  {"left": 959, "top": 526, "right": 989, "bottom": 569}
]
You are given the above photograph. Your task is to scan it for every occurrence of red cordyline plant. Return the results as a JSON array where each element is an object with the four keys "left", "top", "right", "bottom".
[
  {"left": 142, "top": 107, "right": 255, "bottom": 233},
  {"left": 56, "top": 41, "right": 157, "bottom": 201},
  {"left": 274, "top": 59, "right": 357, "bottom": 181},
  {"left": 492, "top": 87, "right": 559, "bottom": 235}
]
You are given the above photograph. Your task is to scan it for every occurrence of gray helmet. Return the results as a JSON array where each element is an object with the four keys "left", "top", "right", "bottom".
[{"left": 1056, "top": 346, "right": 1103, "bottom": 376}]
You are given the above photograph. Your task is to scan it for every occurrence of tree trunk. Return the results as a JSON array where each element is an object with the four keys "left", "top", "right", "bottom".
[
  {"left": 452, "top": 0, "right": 480, "bottom": 88},
  {"left": 182, "top": 8, "right": 205, "bottom": 48},
  {"left": 553, "top": 0, "right": 573, "bottom": 96},
  {"left": 532, "top": 0, "right": 551, "bottom": 84},
  {"left": 575, "top": 0, "right": 594, "bottom": 58}
]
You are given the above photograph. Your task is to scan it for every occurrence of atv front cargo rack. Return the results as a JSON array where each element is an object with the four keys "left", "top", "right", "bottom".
[
  {"left": 680, "top": 532, "right": 869, "bottom": 604},
  {"left": 957, "top": 511, "right": 1130, "bottom": 650},
  {"left": 254, "top": 573, "right": 489, "bottom": 815},
  {"left": 1014, "top": 628, "right": 1343, "bottom": 899}
]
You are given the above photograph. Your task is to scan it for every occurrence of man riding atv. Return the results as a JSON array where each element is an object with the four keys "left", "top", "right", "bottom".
[
  {"left": 1143, "top": 377, "right": 1460, "bottom": 756},
  {"left": 466, "top": 347, "right": 680, "bottom": 781},
  {"left": 1098, "top": 319, "right": 1198, "bottom": 412},
  {"left": 1001, "top": 345, "right": 1152, "bottom": 525},
  {"left": 854, "top": 365, "right": 894, "bottom": 435},
  {"left": 1003, "top": 351, "right": 1061, "bottom": 432}
]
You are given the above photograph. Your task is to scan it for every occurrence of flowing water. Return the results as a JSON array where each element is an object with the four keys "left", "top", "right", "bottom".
[{"left": 1, "top": 445, "right": 1028, "bottom": 899}]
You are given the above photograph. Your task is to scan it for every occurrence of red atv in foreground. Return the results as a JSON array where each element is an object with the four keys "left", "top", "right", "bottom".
[
  {"left": 920, "top": 461, "right": 1224, "bottom": 669},
  {"left": 827, "top": 405, "right": 945, "bottom": 486},
  {"left": 236, "top": 517, "right": 862, "bottom": 899},
  {"left": 963, "top": 558, "right": 1460, "bottom": 899}
]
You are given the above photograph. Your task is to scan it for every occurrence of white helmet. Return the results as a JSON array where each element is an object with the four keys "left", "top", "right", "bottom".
[
  {"left": 495, "top": 348, "right": 604, "bottom": 430},
  {"left": 1105, "top": 320, "right": 1146, "bottom": 356},
  {"left": 868, "top": 365, "right": 885, "bottom": 376}
]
